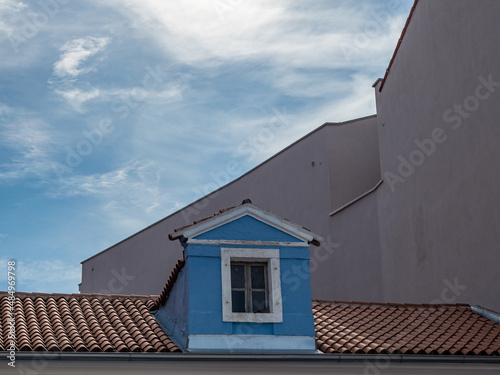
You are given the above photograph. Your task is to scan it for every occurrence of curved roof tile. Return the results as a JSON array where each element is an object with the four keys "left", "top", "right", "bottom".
[
  {"left": 0, "top": 292, "right": 179, "bottom": 353},
  {"left": 313, "top": 301, "right": 500, "bottom": 355}
]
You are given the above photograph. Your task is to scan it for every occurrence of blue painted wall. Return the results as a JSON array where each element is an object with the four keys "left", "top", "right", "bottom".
[
  {"left": 189, "top": 215, "right": 315, "bottom": 338},
  {"left": 187, "top": 250, "right": 315, "bottom": 337},
  {"left": 154, "top": 266, "right": 190, "bottom": 351},
  {"left": 194, "top": 215, "right": 303, "bottom": 243}
]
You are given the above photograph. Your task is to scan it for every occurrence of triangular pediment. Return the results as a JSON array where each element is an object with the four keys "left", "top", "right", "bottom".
[{"left": 169, "top": 203, "right": 322, "bottom": 246}]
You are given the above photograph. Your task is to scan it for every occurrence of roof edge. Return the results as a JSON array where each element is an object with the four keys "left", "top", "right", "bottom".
[
  {"left": 313, "top": 299, "right": 471, "bottom": 309},
  {"left": 0, "top": 291, "right": 158, "bottom": 301},
  {"left": 6, "top": 352, "right": 500, "bottom": 363},
  {"left": 378, "top": 0, "right": 420, "bottom": 92}
]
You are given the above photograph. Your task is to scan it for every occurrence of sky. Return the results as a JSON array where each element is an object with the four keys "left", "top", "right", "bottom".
[{"left": 0, "top": 0, "right": 413, "bottom": 294}]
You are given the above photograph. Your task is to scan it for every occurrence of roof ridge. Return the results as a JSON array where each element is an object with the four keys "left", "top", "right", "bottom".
[
  {"left": 378, "top": 0, "right": 420, "bottom": 92},
  {"left": 151, "top": 258, "right": 186, "bottom": 311},
  {"left": 0, "top": 291, "right": 158, "bottom": 301}
]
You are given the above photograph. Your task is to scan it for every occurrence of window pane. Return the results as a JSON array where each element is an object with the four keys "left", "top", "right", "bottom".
[
  {"left": 232, "top": 291, "right": 246, "bottom": 312},
  {"left": 252, "top": 291, "right": 268, "bottom": 313},
  {"left": 231, "top": 264, "right": 245, "bottom": 289},
  {"left": 251, "top": 265, "right": 265, "bottom": 289}
]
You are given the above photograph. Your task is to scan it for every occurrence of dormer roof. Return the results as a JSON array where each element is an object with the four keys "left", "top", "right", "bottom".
[{"left": 169, "top": 199, "right": 323, "bottom": 247}]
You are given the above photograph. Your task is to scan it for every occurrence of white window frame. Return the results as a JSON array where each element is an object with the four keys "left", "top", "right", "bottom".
[{"left": 221, "top": 248, "right": 283, "bottom": 323}]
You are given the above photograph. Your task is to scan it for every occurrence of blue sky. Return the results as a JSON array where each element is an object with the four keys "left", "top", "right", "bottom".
[{"left": 0, "top": 0, "right": 413, "bottom": 293}]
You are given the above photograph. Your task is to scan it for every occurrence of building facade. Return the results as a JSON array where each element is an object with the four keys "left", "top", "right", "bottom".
[{"left": 80, "top": 0, "right": 500, "bottom": 312}]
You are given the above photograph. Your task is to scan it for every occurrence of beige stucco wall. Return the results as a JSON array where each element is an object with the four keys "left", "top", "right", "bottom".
[{"left": 373, "top": 0, "right": 500, "bottom": 311}]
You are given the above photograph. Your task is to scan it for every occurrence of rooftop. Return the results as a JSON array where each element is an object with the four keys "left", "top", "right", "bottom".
[
  {"left": 0, "top": 292, "right": 179, "bottom": 353},
  {"left": 2, "top": 291, "right": 499, "bottom": 356}
]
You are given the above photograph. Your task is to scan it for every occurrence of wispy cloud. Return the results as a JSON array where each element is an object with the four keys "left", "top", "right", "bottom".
[
  {"left": 106, "top": 1, "right": 406, "bottom": 69},
  {"left": 0, "top": 0, "right": 28, "bottom": 37},
  {"left": 98, "top": 0, "right": 410, "bottom": 120},
  {"left": 53, "top": 36, "right": 111, "bottom": 78},
  {"left": 0, "top": 117, "right": 57, "bottom": 181},
  {"left": 49, "top": 36, "right": 110, "bottom": 111},
  {"left": 54, "top": 87, "right": 101, "bottom": 110}
]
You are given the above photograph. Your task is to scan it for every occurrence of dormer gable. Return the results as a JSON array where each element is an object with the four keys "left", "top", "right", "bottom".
[{"left": 169, "top": 200, "right": 322, "bottom": 247}]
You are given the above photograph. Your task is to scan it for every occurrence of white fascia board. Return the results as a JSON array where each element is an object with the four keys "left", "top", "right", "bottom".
[
  {"left": 186, "top": 239, "right": 310, "bottom": 247},
  {"left": 179, "top": 204, "right": 323, "bottom": 245},
  {"left": 187, "top": 334, "right": 317, "bottom": 353}
]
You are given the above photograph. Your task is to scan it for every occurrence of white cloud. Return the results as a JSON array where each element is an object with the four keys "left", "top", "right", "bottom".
[
  {"left": 93, "top": 0, "right": 411, "bottom": 121},
  {"left": 51, "top": 83, "right": 187, "bottom": 113},
  {"left": 53, "top": 36, "right": 111, "bottom": 78},
  {"left": 49, "top": 36, "right": 110, "bottom": 110},
  {"left": 49, "top": 36, "right": 189, "bottom": 111},
  {"left": 104, "top": 0, "right": 408, "bottom": 70}
]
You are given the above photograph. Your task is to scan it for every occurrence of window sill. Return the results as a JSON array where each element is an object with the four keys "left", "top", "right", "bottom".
[{"left": 222, "top": 311, "right": 283, "bottom": 323}]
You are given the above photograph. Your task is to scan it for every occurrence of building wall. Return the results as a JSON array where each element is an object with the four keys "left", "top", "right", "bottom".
[
  {"left": 373, "top": 0, "right": 500, "bottom": 311},
  {"left": 321, "top": 191, "right": 383, "bottom": 302},
  {"left": 80, "top": 116, "right": 382, "bottom": 300}
]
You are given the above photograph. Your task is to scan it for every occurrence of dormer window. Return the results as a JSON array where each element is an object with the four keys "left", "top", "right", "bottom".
[
  {"left": 221, "top": 248, "right": 283, "bottom": 323},
  {"left": 231, "top": 262, "right": 269, "bottom": 313}
]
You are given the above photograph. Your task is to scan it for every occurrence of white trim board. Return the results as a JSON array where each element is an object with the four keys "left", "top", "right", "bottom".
[
  {"left": 186, "top": 239, "right": 309, "bottom": 247},
  {"left": 187, "top": 334, "right": 317, "bottom": 353},
  {"left": 221, "top": 248, "right": 283, "bottom": 323}
]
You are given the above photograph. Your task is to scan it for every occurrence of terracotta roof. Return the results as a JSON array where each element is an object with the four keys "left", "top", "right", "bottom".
[
  {"left": 151, "top": 258, "right": 185, "bottom": 311},
  {"left": 314, "top": 301, "right": 500, "bottom": 355},
  {"left": 0, "top": 292, "right": 179, "bottom": 353},
  {"left": 2, "top": 291, "right": 500, "bottom": 355}
]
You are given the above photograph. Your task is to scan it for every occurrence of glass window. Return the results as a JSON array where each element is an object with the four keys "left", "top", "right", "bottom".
[{"left": 231, "top": 262, "right": 268, "bottom": 314}]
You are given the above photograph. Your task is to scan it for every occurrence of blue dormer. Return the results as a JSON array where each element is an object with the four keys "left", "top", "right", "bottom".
[{"left": 154, "top": 200, "right": 323, "bottom": 353}]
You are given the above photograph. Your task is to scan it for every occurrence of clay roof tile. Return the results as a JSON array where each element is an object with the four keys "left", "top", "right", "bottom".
[
  {"left": 0, "top": 292, "right": 180, "bottom": 353},
  {"left": 313, "top": 301, "right": 500, "bottom": 355}
]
